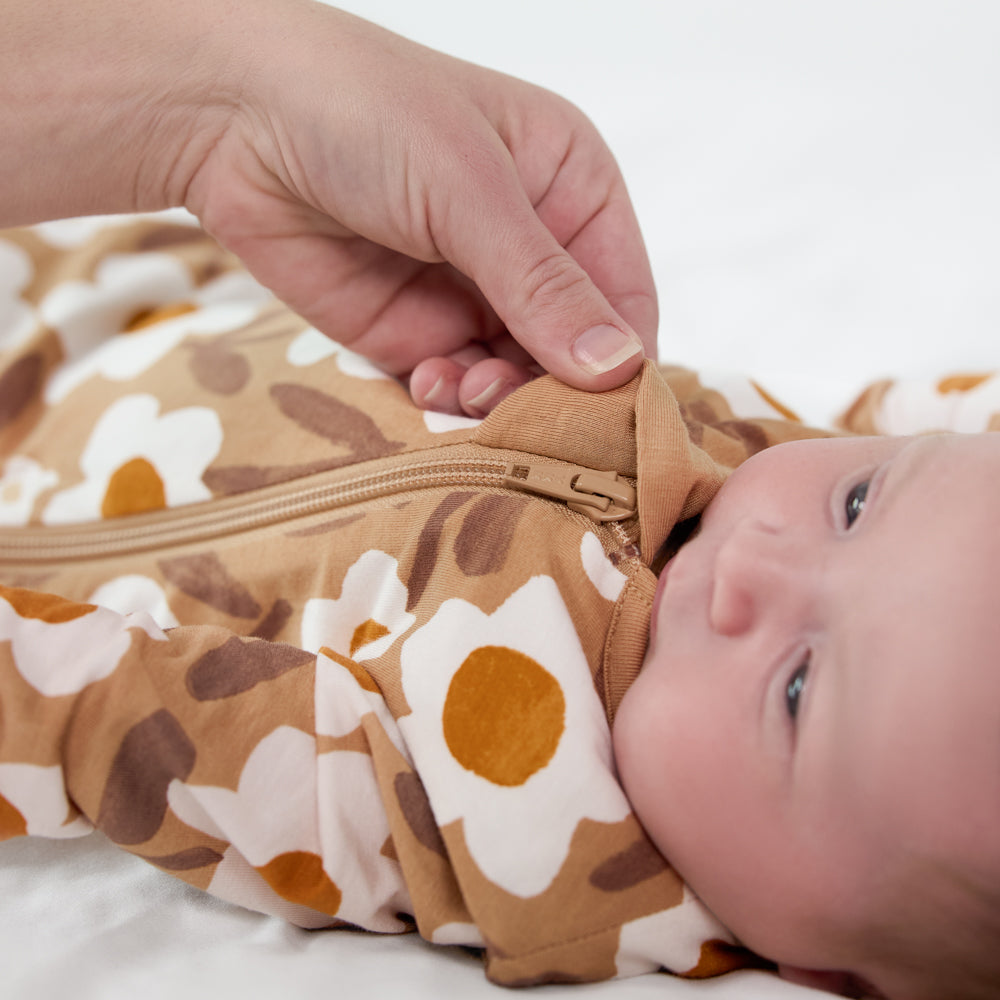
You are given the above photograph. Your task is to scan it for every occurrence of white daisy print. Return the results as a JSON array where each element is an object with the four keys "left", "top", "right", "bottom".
[
  {"left": 431, "top": 921, "right": 485, "bottom": 947},
  {"left": 0, "top": 238, "right": 37, "bottom": 351},
  {"left": 314, "top": 652, "right": 409, "bottom": 765},
  {"left": 168, "top": 726, "right": 325, "bottom": 865},
  {"left": 398, "top": 575, "right": 631, "bottom": 898},
  {"left": 301, "top": 549, "right": 416, "bottom": 665},
  {"left": 579, "top": 532, "right": 628, "bottom": 602},
  {"left": 615, "top": 888, "right": 734, "bottom": 978},
  {"left": 879, "top": 374, "right": 1000, "bottom": 435},
  {"left": 0, "top": 590, "right": 165, "bottom": 697},
  {"left": 206, "top": 847, "right": 340, "bottom": 930},
  {"left": 89, "top": 575, "right": 180, "bottom": 630},
  {"left": 42, "top": 393, "right": 222, "bottom": 524},
  {"left": 0, "top": 456, "right": 59, "bottom": 526},
  {"left": 422, "top": 411, "right": 482, "bottom": 434},
  {"left": 40, "top": 252, "right": 269, "bottom": 403},
  {"left": 0, "top": 763, "right": 93, "bottom": 838},
  {"left": 169, "top": 725, "right": 409, "bottom": 932},
  {"left": 31, "top": 210, "right": 198, "bottom": 250},
  {"left": 286, "top": 327, "right": 391, "bottom": 380}
]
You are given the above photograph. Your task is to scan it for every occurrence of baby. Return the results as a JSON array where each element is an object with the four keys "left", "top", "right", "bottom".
[
  {"left": 615, "top": 432, "right": 1000, "bottom": 999},
  {"left": 1, "top": 219, "right": 999, "bottom": 1000}
]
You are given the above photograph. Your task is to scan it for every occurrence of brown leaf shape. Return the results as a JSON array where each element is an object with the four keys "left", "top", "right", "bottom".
[
  {"left": 186, "top": 636, "right": 313, "bottom": 701},
  {"left": 454, "top": 495, "right": 528, "bottom": 577},
  {"left": 0, "top": 353, "right": 43, "bottom": 430},
  {"left": 589, "top": 838, "right": 669, "bottom": 892},
  {"left": 97, "top": 710, "right": 196, "bottom": 845},
  {"left": 159, "top": 553, "right": 262, "bottom": 618},
  {"left": 189, "top": 343, "right": 251, "bottom": 395},
  {"left": 270, "top": 384, "right": 405, "bottom": 459}
]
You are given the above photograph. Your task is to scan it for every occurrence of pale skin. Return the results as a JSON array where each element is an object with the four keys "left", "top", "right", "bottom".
[
  {"left": 0, "top": 0, "right": 657, "bottom": 416},
  {"left": 613, "top": 432, "right": 1000, "bottom": 998}
]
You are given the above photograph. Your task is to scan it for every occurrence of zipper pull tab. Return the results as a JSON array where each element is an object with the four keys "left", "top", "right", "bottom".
[{"left": 502, "top": 463, "right": 636, "bottom": 522}]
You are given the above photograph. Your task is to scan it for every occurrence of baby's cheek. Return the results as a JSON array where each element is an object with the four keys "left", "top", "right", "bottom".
[
  {"left": 610, "top": 683, "right": 644, "bottom": 784},
  {"left": 612, "top": 665, "right": 723, "bottom": 850},
  {"left": 611, "top": 675, "right": 673, "bottom": 818}
]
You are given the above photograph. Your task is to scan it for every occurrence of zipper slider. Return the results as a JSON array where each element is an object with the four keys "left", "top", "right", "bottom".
[{"left": 502, "top": 463, "right": 636, "bottom": 522}]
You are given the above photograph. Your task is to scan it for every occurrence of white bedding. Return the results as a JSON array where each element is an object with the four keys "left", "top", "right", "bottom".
[
  {"left": 4, "top": 1, "right": 999, "bottom": 997},
  {"left": 349, "top": 0, "right": 1000, "bottom": 427}
]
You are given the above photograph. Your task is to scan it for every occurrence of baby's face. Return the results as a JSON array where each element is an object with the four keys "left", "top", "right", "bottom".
[{"left": 613, "top": 432, "right": 1000, "bottom": 982}]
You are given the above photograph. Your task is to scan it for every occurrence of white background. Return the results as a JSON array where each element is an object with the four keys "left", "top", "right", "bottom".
[
  {"left": 5, "top": 4, "right": 999, "bottom": 998},
  {"left": 331, "top": 0, "right": 1000, "bottom": 423}
]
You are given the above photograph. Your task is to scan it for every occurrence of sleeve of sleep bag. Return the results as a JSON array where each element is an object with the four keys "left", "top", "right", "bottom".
[{"left": 0, "top": 583, "right": 416, "bottom": 933}]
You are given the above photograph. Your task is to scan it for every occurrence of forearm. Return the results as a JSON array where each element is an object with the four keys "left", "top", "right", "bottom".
[
  {"left": 0, "top": 0, "right": 242, "bottom": 226},
  {"left": 1, "top": 0, "right": 656, "bottom": 405}
]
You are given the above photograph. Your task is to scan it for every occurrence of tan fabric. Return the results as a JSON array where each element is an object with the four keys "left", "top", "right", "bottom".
[{"left": 0, "top": 217, "right": 826, "bottom": 985}]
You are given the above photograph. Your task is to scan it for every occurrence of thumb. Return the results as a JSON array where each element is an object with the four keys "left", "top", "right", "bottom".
[{"left": 452, "top": 187, "right": 650, "bottom": 391}]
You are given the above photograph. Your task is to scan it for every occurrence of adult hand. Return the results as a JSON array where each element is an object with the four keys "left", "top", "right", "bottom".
[
  {"left": 3, "top": 0, "right": 657, "bottom": 415},
  {"left": 183, "top": 1, "right": 657, "bottom": 414}
]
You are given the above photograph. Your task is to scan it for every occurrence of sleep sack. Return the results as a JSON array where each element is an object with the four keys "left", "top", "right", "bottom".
[{"left": 0, "top": 217, "right": 828, "bottom": 985}]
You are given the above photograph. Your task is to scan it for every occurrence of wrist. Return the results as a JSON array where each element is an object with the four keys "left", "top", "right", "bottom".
[{"left": 0, "top": 0, "right": 243, "bottom": 226}]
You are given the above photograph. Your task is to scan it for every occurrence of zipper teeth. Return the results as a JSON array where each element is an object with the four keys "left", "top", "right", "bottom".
[{"left": 0, "top": 459, "right": 508, "bottom": 563}]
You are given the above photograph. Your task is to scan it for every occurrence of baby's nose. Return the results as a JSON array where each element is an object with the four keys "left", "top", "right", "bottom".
[{"left": 708, "top": 519, "right": 800, "bottom": 637}]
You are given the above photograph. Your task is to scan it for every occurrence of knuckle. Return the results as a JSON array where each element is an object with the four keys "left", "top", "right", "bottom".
[{"left": 518, "top": 252, "right": 589, "bottom": 314}]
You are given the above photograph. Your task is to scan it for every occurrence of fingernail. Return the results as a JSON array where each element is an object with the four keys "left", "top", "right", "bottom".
[
  {"left": 422, "top": 375, "right": 447, "bottom": 407},
  {"left": 572, "top": 325, "right": 643, "bottom": 375},
  {"left": 466, "top": 377, "right": 508, "bottom": 413}
]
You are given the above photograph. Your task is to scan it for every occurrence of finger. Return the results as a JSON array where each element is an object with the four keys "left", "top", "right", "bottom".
[
  {"left": 409, "top": 357, "right": 468, "bottom": 414},
  {"left": 347, "top": 263, "right": 508, "bottom": 374},
  {"left": 457, "top": 358, "right": 534, "bottom": 416},
  {"left": 488, "top": 334, "right": 536, "bottom": 368},
  {"left": 410, "top": 351, "right": 533, "bottom": 416},
  {"left": 443, "top": 343, "right": 493, "bottom": 369},
  {"left": 430, "top": 145, "right": 648, "bottom": 392},
  {"left": 204, "top": 192, "right": 508, "bottom": 375},
  {"left": 409, "top": 342, "right": 493, "bottom": 413}
]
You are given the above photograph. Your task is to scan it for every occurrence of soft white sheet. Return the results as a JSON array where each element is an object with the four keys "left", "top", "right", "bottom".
[
  {"left": 3, "top": 834, "right": 815, "bottom": 1000},
  {"left": 338, "top": 0, "right": 1000, "bottom": 426},
  {"left": 5, "top": 2, "right": 999, "bottom": 997}
]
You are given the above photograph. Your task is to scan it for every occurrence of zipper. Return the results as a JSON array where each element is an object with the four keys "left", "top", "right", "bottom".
[{"left": 0, "top": 446, "right": 636, "bottom": 564}]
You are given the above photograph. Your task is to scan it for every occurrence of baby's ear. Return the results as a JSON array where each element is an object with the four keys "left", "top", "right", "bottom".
[{"left": 777, "top": 965, "right": 887, "bottom": 998}]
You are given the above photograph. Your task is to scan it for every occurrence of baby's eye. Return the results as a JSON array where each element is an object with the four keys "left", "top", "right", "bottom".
[
  {"left": 844, "top": 480, "right": 870, "bottom": 528},
  {"left": 785, "top": 660, "right": 809, "bottom": 721}
]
